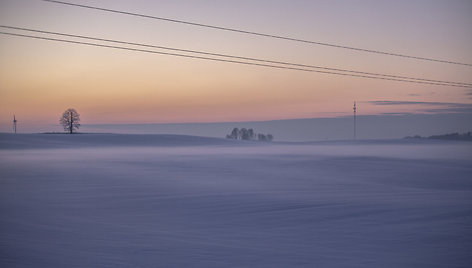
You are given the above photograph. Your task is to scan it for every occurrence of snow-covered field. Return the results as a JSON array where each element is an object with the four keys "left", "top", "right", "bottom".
[{"left": 1, "top": 133, "right": 471, "bottom": 267}]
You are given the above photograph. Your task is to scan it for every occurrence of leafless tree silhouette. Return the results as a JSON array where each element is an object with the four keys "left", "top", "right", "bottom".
[{"left": 60, "top": 108, "right": 80, "bottom": 134}]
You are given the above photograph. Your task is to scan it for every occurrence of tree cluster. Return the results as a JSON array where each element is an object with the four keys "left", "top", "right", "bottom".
[{"left": 226, "top": 128, "right": 273, "bottom": 141}]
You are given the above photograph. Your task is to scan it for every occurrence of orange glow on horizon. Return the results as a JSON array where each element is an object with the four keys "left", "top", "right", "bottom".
[{"left": 0, "top": 0, "right": 471, "bottom": 132}]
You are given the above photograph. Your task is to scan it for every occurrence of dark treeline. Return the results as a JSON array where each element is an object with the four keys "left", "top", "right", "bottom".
[
  {"left": 405, "top": 132, "right": 472, "bottom": 141},
  {"left": 226, "top": 128, "right": 273, "bottom": 141}
]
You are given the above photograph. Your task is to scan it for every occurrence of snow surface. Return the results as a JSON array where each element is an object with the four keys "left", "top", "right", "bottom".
[{"left": 1, "top": 133, "right": 471, "bottom": 267}]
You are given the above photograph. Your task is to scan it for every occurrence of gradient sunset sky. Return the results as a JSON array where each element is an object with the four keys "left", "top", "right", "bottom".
[{"left": 1, "top": 0, "right": 471, "bottom": 132}]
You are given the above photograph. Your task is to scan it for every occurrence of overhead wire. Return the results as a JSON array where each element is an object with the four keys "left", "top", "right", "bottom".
[
  {"left": 1, "top": 25, "right": 471, "bottom": 88},
  {"left": 40, "top": 0, "right": 472, "bottom": 67},
  {"left": 1, "top": 29, "right": 471, "bottom": 88}
]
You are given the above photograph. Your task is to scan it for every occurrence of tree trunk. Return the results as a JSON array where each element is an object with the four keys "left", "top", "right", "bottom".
[{"left": 69, "top": 113, "right": 73, "bottom": 134}]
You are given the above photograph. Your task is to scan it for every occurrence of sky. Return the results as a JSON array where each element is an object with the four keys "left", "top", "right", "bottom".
[{"left": 0, "top": 0, "right": 471, "bottom": 135}]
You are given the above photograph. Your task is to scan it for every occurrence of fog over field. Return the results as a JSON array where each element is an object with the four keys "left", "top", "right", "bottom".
[
  {"left": 1, "top": 134, "right": 471, "bottom": 267},
  {"left": 1, "top": 0, "right": 471, "bottom": 266},
  {"left": 10, "top": 111, "right": 472, "bottom": 141}
]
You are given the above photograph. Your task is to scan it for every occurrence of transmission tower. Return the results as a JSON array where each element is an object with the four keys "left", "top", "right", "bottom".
[
  {"left": 13, "top": 115, "right": 17, "bottom": 134},
  {"left": 353, "top": 102, "right": 357, "bottom": 140}
]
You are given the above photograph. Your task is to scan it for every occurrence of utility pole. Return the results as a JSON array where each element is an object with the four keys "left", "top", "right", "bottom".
[
  {"left": 353, "top": 102, "right": 356, "bottom": 140},
  {"left": 13, "top": 115, "right": 17, "bottom": 134}
]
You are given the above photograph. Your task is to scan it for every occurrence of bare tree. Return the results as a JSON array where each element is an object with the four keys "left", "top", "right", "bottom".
[
  {"left": 60, "top": 108, "right": 81, "bottom": 134},
  {"left": 240, "top": 128, "right": 249, "bottom": 140},
  {"left": 248, "top": 129, "right": 255, "bottom": 140},
  {"left": 230, "top": 128, "right": 239, "bottom": 139}
]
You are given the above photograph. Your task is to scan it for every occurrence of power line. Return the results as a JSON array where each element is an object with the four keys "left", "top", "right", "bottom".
[
  {"left": 40, "top": 0, "right": 472, "bottom": 67},
  {"left": 1, "top": 31, "right": 471, "bottom": 88},
  {"left": 2, "top": 25, "right": 470, "bottom": 88}
]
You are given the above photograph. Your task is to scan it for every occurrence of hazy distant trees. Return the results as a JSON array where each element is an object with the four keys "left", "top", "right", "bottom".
[
  {"left": 228, "top": 128, "right": 239, "bottom": 139},
  {"left": 258, "top": 133, "right": 274, "bottom": 142},
  {"left": 405, "top": 132, "right": 472, "bottom": 141},
  {"left": 226, "top": 128, "right": 273, "bottom": 141},
  {"left": 60, "top": 108, "right": 81, "bottom": 134}
]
